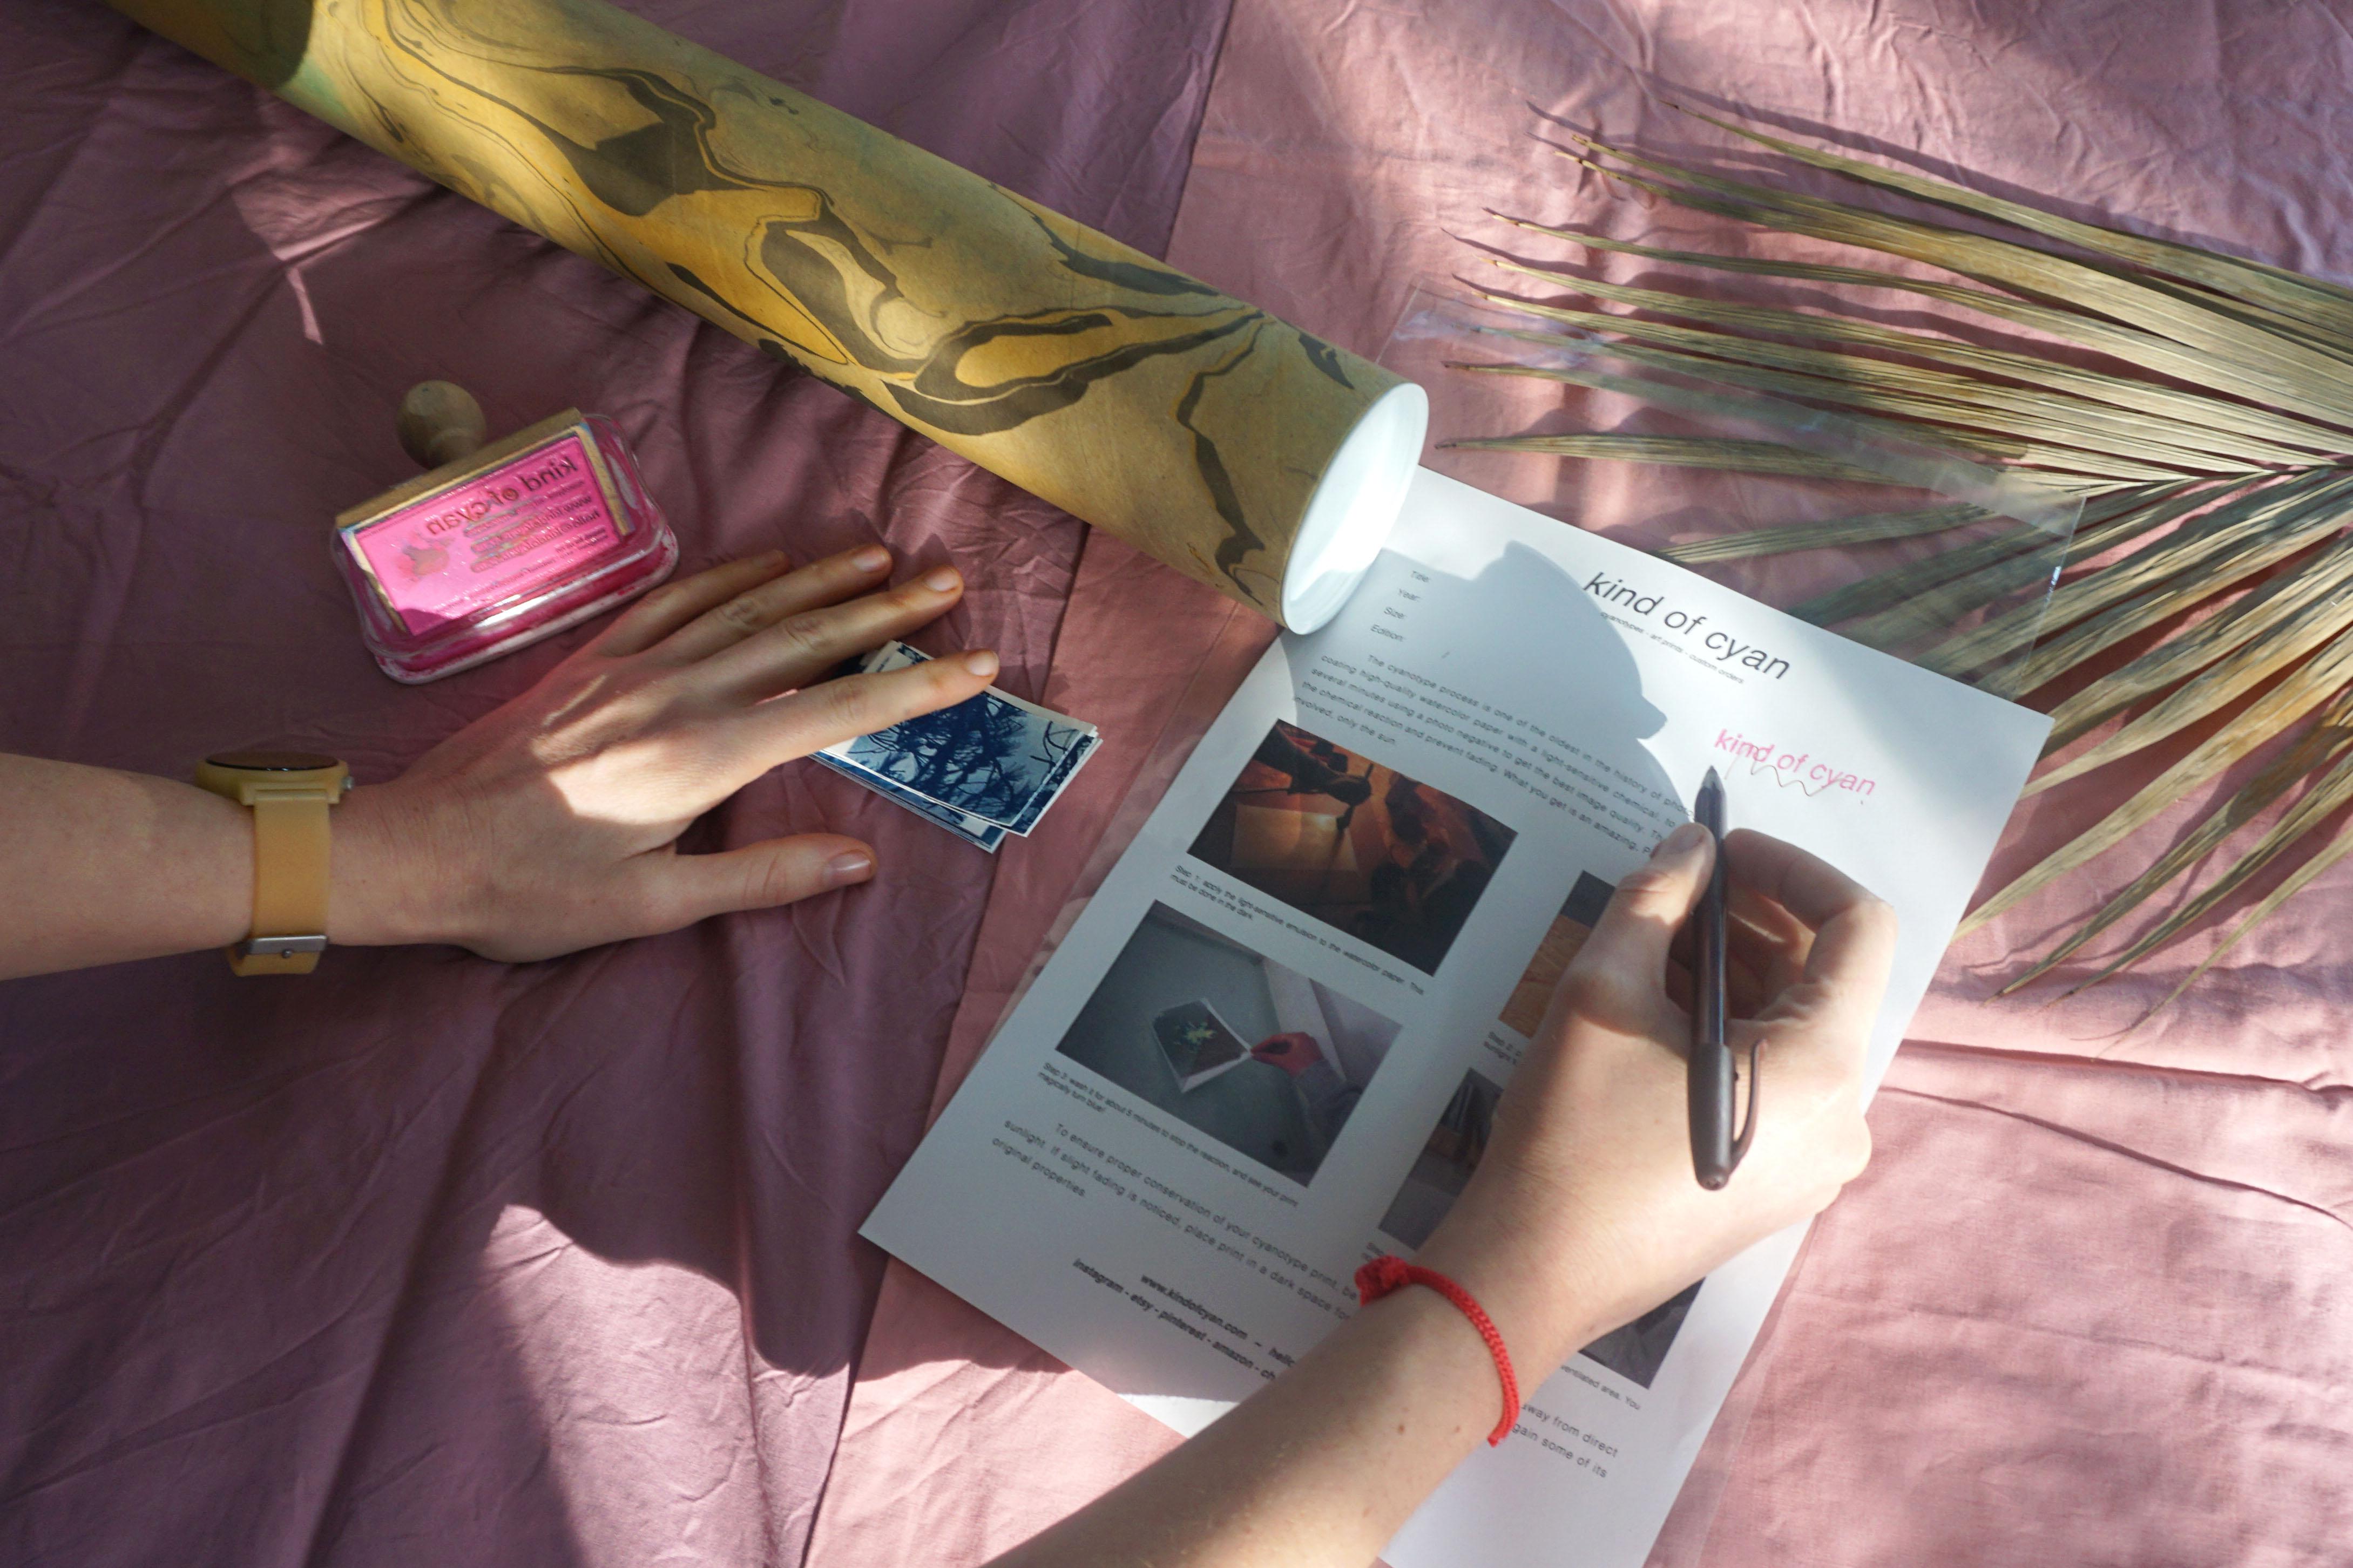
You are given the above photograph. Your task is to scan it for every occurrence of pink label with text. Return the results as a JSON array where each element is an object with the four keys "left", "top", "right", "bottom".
[{"left": 350, "top": 433, "right": 623, "bottom": 630}]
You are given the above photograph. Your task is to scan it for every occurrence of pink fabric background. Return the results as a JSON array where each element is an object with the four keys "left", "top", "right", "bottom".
[
  {"left": 812, "top": 3, "right": 2353, "bottom": 1565},
  {"left": 0, "top": 1, "right": 1228, "bottom": 1563},
  {"left": 8, "top": 1, "right": 2353, "bottom": 1565}
]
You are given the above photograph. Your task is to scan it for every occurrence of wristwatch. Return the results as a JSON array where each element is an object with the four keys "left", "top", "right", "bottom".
[{"left": 193, "top": 750, "right": 353, "bottom": 975}]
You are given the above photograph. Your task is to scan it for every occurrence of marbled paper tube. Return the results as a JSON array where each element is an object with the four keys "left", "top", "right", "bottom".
[{"left": 109, "top": 0, "right": 1427, "bottom": 630}]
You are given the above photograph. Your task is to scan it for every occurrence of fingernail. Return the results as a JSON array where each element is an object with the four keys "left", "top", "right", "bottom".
[
  {"left": 826, "top": 850, "right": 874, "bottom": 885},
  {"left": 923, "top": 566, "right": 962, "bottom": 594},
  {"left": 961, "top": 649, "right": 999, "bottom": 678},
  {"left": 1657, "top": 822, "right": 1709, "bottom": 859},
  {"left": 852, "top": 545, "right": 890, "bottom": 573}
]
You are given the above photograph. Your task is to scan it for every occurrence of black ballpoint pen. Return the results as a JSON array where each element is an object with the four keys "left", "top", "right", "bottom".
[{"left": 1687, "top": 766, "right": 1753, "bottom": 1189}]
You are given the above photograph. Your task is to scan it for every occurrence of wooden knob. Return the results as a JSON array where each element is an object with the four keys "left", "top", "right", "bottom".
[{"left": 397, "top": 381, "right": 489, "bottom": 469}]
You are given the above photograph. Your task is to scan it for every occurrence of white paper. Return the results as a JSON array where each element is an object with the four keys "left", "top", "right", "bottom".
[{"left": 862, "top": 469, "right": 2048, "bottom": 1566}]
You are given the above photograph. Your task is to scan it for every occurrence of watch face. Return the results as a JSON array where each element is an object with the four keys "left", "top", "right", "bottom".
[{"left": 205, "top": 750, "right": 343, "bottom": 773}]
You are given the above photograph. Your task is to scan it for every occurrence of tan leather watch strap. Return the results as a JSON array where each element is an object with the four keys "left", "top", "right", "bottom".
[
  {"left": 234, "top": 794, "right": 333, "bottom": 975},
  {"left": 194, "top": 751, "right": 348, "bottom": 976}
]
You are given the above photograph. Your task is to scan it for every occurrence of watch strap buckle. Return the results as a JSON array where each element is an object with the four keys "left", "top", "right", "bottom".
[{"left": 238, "top": 933, "right": 329, "bottom": 959}]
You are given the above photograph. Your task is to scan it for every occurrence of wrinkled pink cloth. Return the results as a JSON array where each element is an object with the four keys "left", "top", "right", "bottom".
[
  {"left": 808, "top": 2, "right": 2353, "bottom": 1565},
  {"left": 0, "top": 1, "right": 1228, "bottom": 1564}
]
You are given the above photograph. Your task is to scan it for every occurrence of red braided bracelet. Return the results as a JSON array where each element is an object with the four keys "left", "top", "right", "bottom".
[{"left": 1354, "top": 1255, "right": 1520, "bottom": 1447}]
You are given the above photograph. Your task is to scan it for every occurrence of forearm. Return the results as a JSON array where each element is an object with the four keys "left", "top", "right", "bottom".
[
  {"left": 991, "top": 1288, "right": 1508, "bottom": 1568},
  {"left": 0, "top": 754, "right": 418, "bottom": 979},
  {"left": 0, "top": 755, "right": 253, "bottom": 977}
]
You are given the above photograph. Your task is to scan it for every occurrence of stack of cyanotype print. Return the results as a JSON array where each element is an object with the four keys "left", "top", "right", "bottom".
[{"left": 812, "top": 642, "right": 1100, "bottom": 851}]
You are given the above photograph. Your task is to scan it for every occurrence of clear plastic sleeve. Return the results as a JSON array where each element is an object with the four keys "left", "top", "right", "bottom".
[{"left": 1381, "top": 288, "right": 2087, "bottom": 690}]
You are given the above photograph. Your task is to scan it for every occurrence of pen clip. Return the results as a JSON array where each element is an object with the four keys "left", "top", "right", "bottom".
[{"left": 1728, "top": 1038, "right": 1760, "bottom": 1171}]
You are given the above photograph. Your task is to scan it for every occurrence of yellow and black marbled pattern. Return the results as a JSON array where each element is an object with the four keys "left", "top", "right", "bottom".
[{"left": 113, "top": 0, "right": 1407, "bottom": 620}]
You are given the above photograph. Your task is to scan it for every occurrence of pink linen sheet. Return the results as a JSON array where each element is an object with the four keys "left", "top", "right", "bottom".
[
  {"left": 9, "top": 0, "right": 2352, "bottom": 1564},
  {"left": 809, "top": 3, "right": 2353, "bottom": 1565},
  {"left": 0, "top": 1, "right": 1228, "bottom": 1563}
]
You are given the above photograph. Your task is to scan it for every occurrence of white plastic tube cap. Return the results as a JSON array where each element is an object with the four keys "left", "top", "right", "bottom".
[{"left": 1277, "top": 379, "right": 1430, "bottom": 633}]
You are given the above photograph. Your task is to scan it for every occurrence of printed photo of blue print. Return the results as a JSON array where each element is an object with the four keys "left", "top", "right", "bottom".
[
  {"left": 817, "top": 641, "right": 1099, "bottom": 845},
  {"left": 1151, "top": 999, "right": 1253, "bottom": 1092},
  {"left": 1056, "top": 901, "right": 1402, "bottom": 1185},
  {"left": 807, "top": 750, "right": 1008, "bottom": 850},
  {"left": 1377, "top": 1064, "right": 1698, "bottom": 1389}
]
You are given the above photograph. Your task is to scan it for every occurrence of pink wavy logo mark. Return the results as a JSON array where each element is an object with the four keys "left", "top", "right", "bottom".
[{"left": 1714, "top": 731, "right": 1877, "bottom": 800}]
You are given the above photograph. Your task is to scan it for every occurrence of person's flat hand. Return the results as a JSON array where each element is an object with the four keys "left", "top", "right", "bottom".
[
  {"left": 328, "top": 547, "right": 997, "bottom": 961},
  {"left": 1415, "top": 825, "right": 1896, "bottom": 1372}
]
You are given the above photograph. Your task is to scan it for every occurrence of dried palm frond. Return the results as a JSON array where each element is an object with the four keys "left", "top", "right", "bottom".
[{"left": 1453, "top": 109, "right": 2353, "bottom": 1003}]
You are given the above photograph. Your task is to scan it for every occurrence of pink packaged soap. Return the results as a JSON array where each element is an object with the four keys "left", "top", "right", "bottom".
[{"left": 333, "top": 383, "right": 679, "bottom": 682}]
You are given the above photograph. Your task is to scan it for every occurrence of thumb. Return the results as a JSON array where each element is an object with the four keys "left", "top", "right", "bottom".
[
  {"left": 647, "top": 833, "right": 877, "bottom": 925},
  {"left": 1570, "top": 822, "right": 1714, "bottom": 1003}
]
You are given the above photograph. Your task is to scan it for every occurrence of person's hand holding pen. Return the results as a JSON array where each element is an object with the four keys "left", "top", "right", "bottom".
[
  {"left": 1413, "top": 823, "right": 1897, "bottom": 1384},
  {"left": 996, "top": 825, "right": 1895, "bottom": 1568}
]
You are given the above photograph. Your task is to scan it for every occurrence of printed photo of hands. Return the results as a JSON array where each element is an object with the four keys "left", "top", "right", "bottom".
[
  {"left": 1187, "top": 721, "right": 1515, "bottom": 975},
  {"left": 1055, "top": 902, "right": 1401, "bottom": 1184}
]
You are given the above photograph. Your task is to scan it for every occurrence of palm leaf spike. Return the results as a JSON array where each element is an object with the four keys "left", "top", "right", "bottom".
[
  {"left": 2039, "top": 536, "right": 2353, "bottom": 750},
  {"left": 2023, "top": 547, "right": 2353, "bottom": 793},
  {"left": 1546, "top": 154, "right": 2340, "bottom": 438},
  {"left": 1441, "top": 429, "right": 1902, "bottom": 483},
  {"left": 1563, "top": 135, "right": 2353, "bottom": 426},
  {"left": 1656, "top": 105, "right": 2353, "bottom": 370},
  {"left": 1955, "top": 617, "right": 2353, "bottom": 936},
  {"left": 1483, "top": 316, "right": 2214, "bottom": 481},
  {"left": 1803, "top": 531, "right": 2077, "bottom": 647},
  {"left": 1437, "top": 339, "right": 2053, "bottom": 500},
  {"left": 1943, "top": 482, "right": 2353, "bottom": 687},
  {"left": 1464, "top": 108, "right": 2353, "bottom": 1000},
  {"left": 1487, "top": 214, "right": 2353, "bottom": 452},
  {"left": 1997, "top": 689, "right": 2353, "bottom": 993},
  {"left": 1451, "top": 316, "right": 2097, "bottom": 536},
  {"left": 2058, "top": 737, "right": 2353, "bottom": 995},
  {"left": 1795, "top": 482, "right": 2208, "bottom": 636},
  {"left": 1957, "top": 500, "right": 2324, "bottom": 700},
  {"left": 1662, "top": 103, "right": 2353, "bottom": 341},
  {"left": 1483, "top": 262, "right": 2338, "bottom": 470},
  {"left": 2133, "top": 813, "right": 2353, "bottom": 1023},
  {"left": 1454, "top": 343, "right": 2167, "bottom": 483},
  {"left": 1923, "top": 470, "right": 2353, "bottom": 683},
  {"left": 1656, "top": 502, "right": 1988, "bottom": 564}
]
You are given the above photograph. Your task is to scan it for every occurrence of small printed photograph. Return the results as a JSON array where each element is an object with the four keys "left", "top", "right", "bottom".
[
  {"left": 1055, "top": 901, "right": 1402, "bottom": 1184},
  {"left": 1377, "top": 1067, "right": 1502, "bottom": 1250},
  {"left": 830, "top": 651, "right": 1094, "bottom": 831},
  {"left": 1187, "top": 720, "right": 1516, "bottom": 975},
  {"left": 1151, "top": 1000, "right": 1252, "bottom": 1091},
  {"left": 1376, "top": 1062, "right": 1695, "bottom": 1390},
  {"left": 1498, "top": 872, "right": 1618, "bottom": 1037}
]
